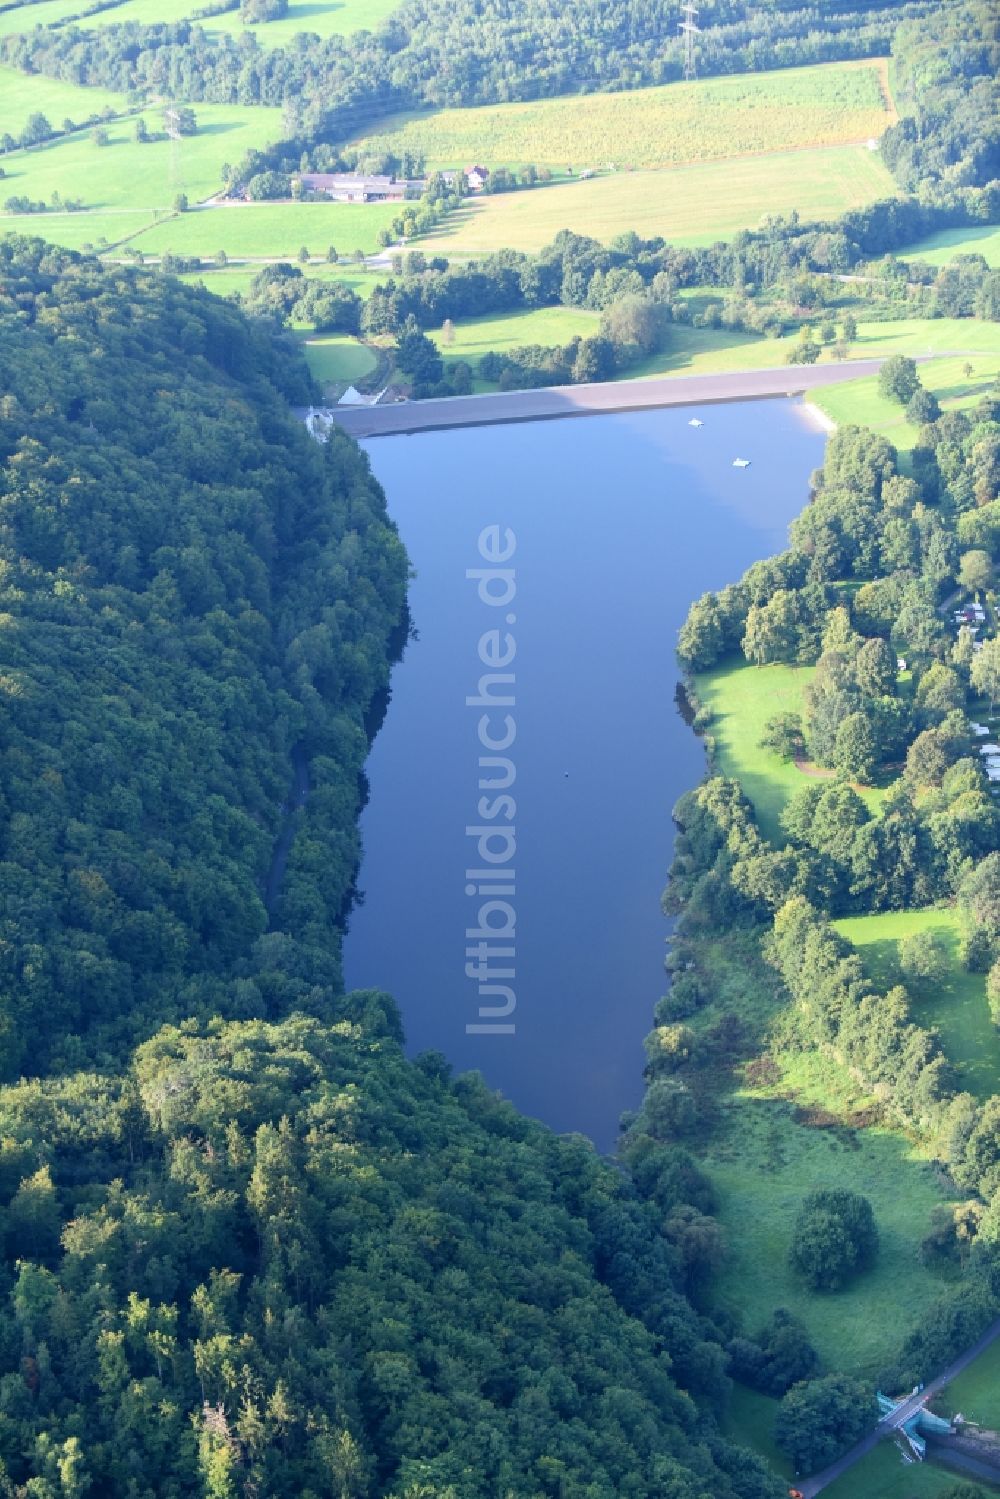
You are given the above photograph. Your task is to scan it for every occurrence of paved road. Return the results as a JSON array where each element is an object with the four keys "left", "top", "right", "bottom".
[
  {"left": 327, "top": 359, "right": 888, "bottom": 438},
  {"left": 797, "top": 1315, "right": 1000, "bottom": 1498}
]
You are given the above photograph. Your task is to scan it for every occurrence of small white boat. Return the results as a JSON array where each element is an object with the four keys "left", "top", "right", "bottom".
[
  {"left": 688, "top": 418, "right": 704, "bottom": 428},
  {"left": 733, "top": 457, "right": 751, "bottom": 468}
]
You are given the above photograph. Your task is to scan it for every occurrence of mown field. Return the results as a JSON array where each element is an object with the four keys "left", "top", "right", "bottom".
[
  {"left": 901, "top": 222, "right": 1000, "bottom": 268},
  {"left": 0, "top": 63, "right": 126, "bottom": 132},
  {"left": 349, "top": 60, "right": 894, "bottom": 172},
  {"left": 0, "top": 0, "right": 396, "bottom": 38},
  {"left": 431, "top": 305, "right": 600, "bottom": 366},
  {"left": 124, "top": 200, "right": 397, "bottom": 257},
  {"left": 834, "top": 908, "right": 1000, "bottom": 1102},
  {"left": 417, "top": 146, "right": 897, "bottom": 254},
  {"left": 0, "top": 99, "right": 282, "bottom": 210}
]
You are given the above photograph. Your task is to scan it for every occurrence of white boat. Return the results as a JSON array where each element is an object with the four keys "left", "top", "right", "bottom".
[
  {"left": 733, "top": 458, "right": 751, "bottom": 468},
  {"left": 688, "top": 418, "right": 704, "bottom": 428}
]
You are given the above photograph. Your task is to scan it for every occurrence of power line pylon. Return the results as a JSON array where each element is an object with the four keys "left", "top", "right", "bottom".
[{"left": 679, "top": 2, "right": 699, "bottom": 81}]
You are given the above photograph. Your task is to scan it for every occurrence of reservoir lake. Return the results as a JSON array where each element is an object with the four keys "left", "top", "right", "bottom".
[{"left": 342, "top": 398, "right": 825, "bottom": 1151}]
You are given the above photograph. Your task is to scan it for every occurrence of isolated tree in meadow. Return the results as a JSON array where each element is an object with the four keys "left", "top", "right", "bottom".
[
  {"left": 959, "top": 549, "right": 992, "bottom": 594},
  {"left": 899, "top": 929, "right": 949, "bottom": 991},
  {"left": 907, "top": 386, "right": 941, "bottom": 425},
  {"left": 326, "top": 245, "right": 338, "bottom": 263},
  {"left": 441, "top": 318, "right": 455, "bottom": 346},
  {"left": 298, "top": 246, "right": 310, "bottom": 264},
  {"left": 878, "top": 354, "right": 920, "bottom": 405},
  {"left": 972, "top": 637, "right": 1000, "bottom": 713},
  {"left": 789, "top": 1189, "right": 878, "bottom": 1290},
  {"left": 775, "top": 1374, "right": 875, "bottom": 1472},
  {"left": 20, "top": 112, "right": 52, "bottom": 148},
  {"left": 174, "top": 193, "right": 189, "bottom": 213},
  {"left": 759, "top": 712, "right": 804, "bottom": 761},
  {"left": 842, "top": 312, "right": 858, "bottom": 343},
  {"left": 134, "top": 118, "right": 149, "bottom": 143},
  {"left": 91, "top": 126, "right": 110, "bottom": 147}
]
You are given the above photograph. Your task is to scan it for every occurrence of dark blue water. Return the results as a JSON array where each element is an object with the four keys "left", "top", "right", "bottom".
[{"left": 343, "top": 399, "right": 825, "bottom": 1151}]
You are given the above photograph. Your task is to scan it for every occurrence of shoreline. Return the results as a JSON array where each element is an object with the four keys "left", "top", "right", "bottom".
[{"left": 324, "top": 359, "right": 887, "bottom": 438}]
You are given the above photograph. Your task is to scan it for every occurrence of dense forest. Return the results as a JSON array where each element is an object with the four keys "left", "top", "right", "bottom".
[{"left": 0, "top": 238, "right": 795, "bottom": 1497}]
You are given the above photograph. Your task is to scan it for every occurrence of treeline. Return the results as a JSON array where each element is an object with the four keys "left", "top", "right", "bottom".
[
  {"left": 0, "top": 235, "right": 407, "bottom": 1078},
  {"left": 0, "top": 0, "right": 935, "bottom": 144},
  {"left": 880, "top": 0, "right": 999, "bottom": 191}
]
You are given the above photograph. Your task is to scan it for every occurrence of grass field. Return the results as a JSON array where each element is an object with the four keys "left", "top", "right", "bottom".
[
  {"left": 0, "top": 101, "right": 282, "bottom": 210},
  {"left": 901, "top": 223, "right": 1000, "bottom": 269},
  {"left": 833, "top": 908, "right": 999, "bottom": 1101},
  {"left": 417, "top": 145, "right": 897, "bottom": 254},
  {"left": 935, "top": 1337, "right": 1000, "bottom": 1429},
  {"left": 705, "top": 1091, "right": 949, "bottom": 1375},
  {"left": 823, "top": 1441, "right": 983, "bottom": 1498},
  {"left": 0, "top": 209, "right": 159, "bottom": 249},
  {"left": 349, "top": 60, "right": 893, "bottom": 173},
  {"left": 0, "top": 0, "right": 398, "bottom": 39},
  {"left": 432, "top": 306, "right": 600, "bottom": 366},
  {"left": 0, "top": 64, "right": 126, "bottom": 133},
  {"left": 299, "top": 332, "right": 377, "bottom": 386},
  {"left": 123, "top": 201, "right": 397, "bottom": 257},
  {"left": 723, "top": 1387, "right": 791, "bottom": 1480}
]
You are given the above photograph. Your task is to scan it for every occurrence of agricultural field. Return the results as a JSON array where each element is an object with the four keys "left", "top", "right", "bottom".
[
  {"left": 0, "top": 100, "right": 283, "bottom": 210},
  {"left": 705, "top": 1089, "right": 949, "bottom": 1375},
  {"left": 348, "top": 60, "right": 895, "bottom": 172},
  {"left": 0, "top": 63, "right": 126, "bottom": 133},
  {"left": 417, "top": 146, "right": 897, "bottom": 254},
  {"left": 0, "top": 0, "right": 397, "bottom": 39},
  {"left": 900, "top": 222, "right": 1000, "bottom": 269},
  {"left": 0, "top": 208, "right": 158, "bottom": 250},
  {"left": 833, "top": 908, "right": 1000, "bottom": 1102},
  {"left": 124, "top": 200, "right": 397, "bottom": 257}
]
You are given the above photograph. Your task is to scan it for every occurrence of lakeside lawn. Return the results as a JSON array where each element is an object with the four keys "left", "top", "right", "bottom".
[
  {"left": 416, "top": 145, "right": 897, "bottom": 254},
  {"left": 900, "top": 222, "right": 1000, "bottom": 269},
  {"left": 0, "top": 101, "right": 283, "bottom": 211},
  {"left": 348, "top": 60, "right": 894, "bottom": 173},
  {"left": 833, "top": 908, "right": 1000, "bottom": 1102},
  {"left": 705, "top": 1089, "right": 949, "bottom": 1376}
]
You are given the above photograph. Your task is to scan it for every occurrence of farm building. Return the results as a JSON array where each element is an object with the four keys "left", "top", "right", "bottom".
[{"left": 295, "top": 173, "right": 424, "bottom": 203}]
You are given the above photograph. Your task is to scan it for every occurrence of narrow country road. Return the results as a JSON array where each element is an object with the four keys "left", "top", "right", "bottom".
[
  {"left": 326, "top": 358, "right": 892, "bottom": 438},
  {"left": 798, "top": 1315, "right": 1000, "bottom": 1497}
]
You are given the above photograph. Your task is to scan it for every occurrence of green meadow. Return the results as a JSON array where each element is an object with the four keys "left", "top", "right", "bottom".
[
  {"left": 0, "top": 100, "right": 282, "bottom": 210},
  {"left": 417, "top": 145, "right": 897, "bottom": 254},
  {"left": 431, "top": 305, "right": 600, "bottom": 366},
  {"left": 0, "top": 64, "right": 126, "bottom": 132},
  {"left": 299, "top": 332, "right": 378, "bottom": 386},
  {"left": 935, "top": 1336, "right": 1000, "bottom": 1427},
  {"left": 901, "top": 222, "right": 1000, "bottom": 269},
  {"left": 124, "top": 200, "right": 397, "bottom": 257},
  {"left": 834, "top": 908, "right": 1000, "bottom": 1101},
  {"left": 823, "top": 1441, "right": 981, "bottom": 1498},
  {"left": 705, "top": 1090, "right": 949, "bottom": 1376}
]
